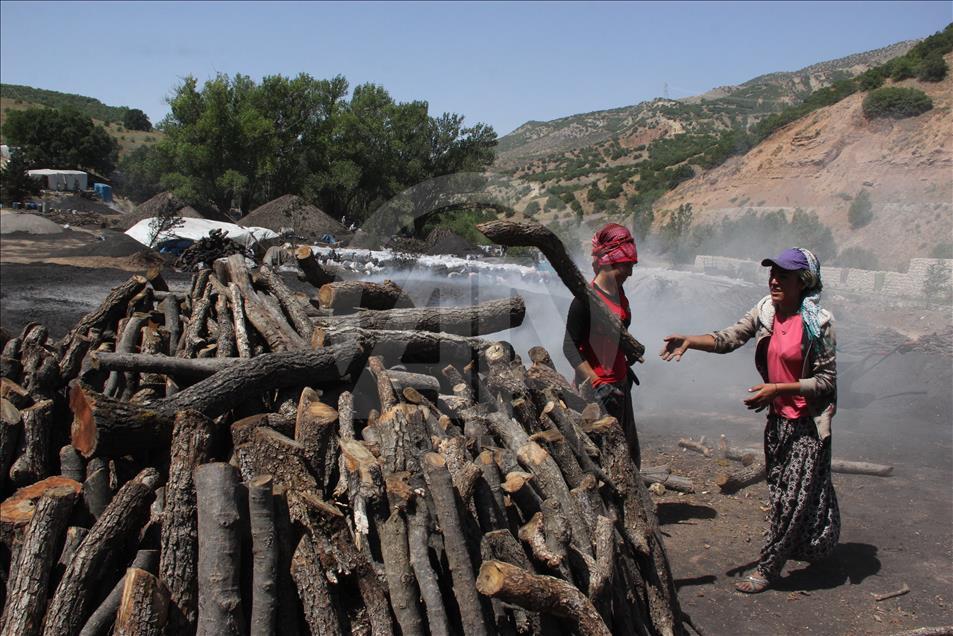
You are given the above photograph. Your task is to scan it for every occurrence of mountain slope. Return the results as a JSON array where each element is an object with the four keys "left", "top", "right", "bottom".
[{"left": 652, "top": 52, "right": 953, "bottom": 269}]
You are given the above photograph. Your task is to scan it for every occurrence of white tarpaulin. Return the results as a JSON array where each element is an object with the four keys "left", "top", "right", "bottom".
[{"left": 125, "top": 217, "right": 278, "bottom": 248}]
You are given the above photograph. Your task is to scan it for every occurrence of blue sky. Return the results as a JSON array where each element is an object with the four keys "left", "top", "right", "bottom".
[{"left": 1, "top": 1, "right": 950, "bottom": 136}]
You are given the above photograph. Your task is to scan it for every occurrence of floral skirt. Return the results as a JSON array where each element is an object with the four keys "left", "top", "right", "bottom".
[{"left": 758, "top": 414, "right": 840, "bottom": 578}]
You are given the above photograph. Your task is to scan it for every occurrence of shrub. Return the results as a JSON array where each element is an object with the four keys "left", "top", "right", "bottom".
[
  {"left": 862, "top": 87, "right": 933, "bottom": 119},
  {"left": 930, "top": 242, "right": 953, "bottom": 259},
  {"left": 835, "top": 246, "right": 879, "bottom": 270},
  {"left": 889, "top": 57, "right": 917, "bottom": 81},
  {"left": 847, "top": 190, "right": 874, "bottom": 229},
  {"left": 917, "top": 54, "right": 948, "bottom": 82},
  {"left": 923, "top": 261, "right": 952, "bottom": 305},
  {"left": 524, "top": 200, "right": 540, "bottom": 216}
]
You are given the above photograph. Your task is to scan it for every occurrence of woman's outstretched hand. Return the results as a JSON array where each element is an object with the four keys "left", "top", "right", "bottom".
[
  {"left": 660, "top": 335, "right": 690, "bottom": 362},
  {"left": 743, "top": 383, "right": 777, "bottom": 411}
]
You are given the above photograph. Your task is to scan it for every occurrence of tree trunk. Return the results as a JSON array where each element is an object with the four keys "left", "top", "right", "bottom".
[
  {"left": 256, "top": 266, "right": 314, "bottom": 340},
  {"left": 78, "top": 550, "right": 158, "bottom": 636},
  {"left": 313, "top": 326, "right": 487, "bottom": 365},
  {"left": 10, "top": 399, "right": 55, "bottom": 487},
  {"left": 294, "top": 388, "right": 338, "bottom": 493},
  {"left": 194, "top": 463, "right": 247, "bottom": 636}
]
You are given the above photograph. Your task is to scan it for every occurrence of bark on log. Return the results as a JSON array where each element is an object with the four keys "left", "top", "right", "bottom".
[
  {"left": 42, "top": 468, "right": 159, "bottom": 636},
  {"left": 378, "top": 510, "right": 424, "bottom": 636},
  {"left": 715, "top": 462, "right": 767, "bottom": 494},
  {"left": 314, "top": 325, "right": 488, "bottom": 365},
  {"left": 294, "top": 246, "right": 337, "bottom": 288},
  {"left": 159, "top": 411, "right": 213, "bottom": 635},
  {"left": 678, "top": 438, "right": 711, "bottom": 457},
  {"left": 0, "top": 399, "right": 21, "bottom": 492},
  {"left": 257, "top": 266, "right": 314, "bottom": 340},
  {"left": 0, "top": 485, "right": 77, "bottom": 636},
  {"left": 228, "top": 283, "right": 253, "bottom": 358},
  {"left": 57, "top": 276, "right": 147, "bottom": 353},
  {"left": 407, "top": 504, "right": 451, "bottom": 636},
  {"left": 1, "top": 380, "right": 31, "bottom": 409},
  {"left": 104, "top": 314, "right": 147, "bottom": 397},
  {"left": 313, "top": 296, "right": 526, "bottom": 337},
  {"left": 317, "top": 280, "right": 413, "bottom": 313},
  {"left": 10, "top": 399, "right": 54, "bottom": 487},
  {"left": 214, "top": 293, "right": 237, "bottom": 359},
  {"left": 59, "top": 445, "right": 85, "bottom": 483},
  {"left": 71, "top": 342, "right": 365, "bottom": 458},
  {"left": 91, "top": 352, "right": 234, "bottom": 382},
  {"left": 289, "top": 534, "right": 340, "bottom": 636},
  {"left": 476, "top": 560, "right": 612, "bottom": 636},
  {"left": 178, "top": 286, "right": 213, "bottom": 359},
  {"left": 77, "top": 550, "right": 158, "bottom": 636},
  {"left": 159, "top": 297, "right": 181, "bottom": 356},
  {"left": 194, "top": 463, "right": 246, "bottom": 636},
  {"left": 53, "top": 526, "right": 88, "bottom": 591},
  {"left": 81, "top": 467, "right": 111, "bottom": 521},
  {"left": 113, "top": 568, "right": 168, "bottom": 636},
  {"left": 477, "top": 220, "right": 644, "bottom": 363},
  {"left": 247, "top": 475, "right": 278, "bottom": 636},
  {"left": 1, "top": 478, "right": 81, "bottom": 545},
  {"left": 294, "top": 388, "right": 338, "bottom": 493},
  {"left": 387, "top": 370, "right": 441, "bottom": 402},
  {"left": 422, "top": 453, "right": 490, "bottom": 636}
]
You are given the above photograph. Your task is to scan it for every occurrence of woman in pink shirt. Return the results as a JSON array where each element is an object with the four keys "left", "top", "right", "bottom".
[{"left": 660, "top": 248, "right": 839, "bottom": 593}]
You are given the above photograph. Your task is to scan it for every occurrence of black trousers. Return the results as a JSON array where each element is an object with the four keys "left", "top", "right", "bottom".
[{"left": 601, "top": 380, "right": 640, "bottom": 469}]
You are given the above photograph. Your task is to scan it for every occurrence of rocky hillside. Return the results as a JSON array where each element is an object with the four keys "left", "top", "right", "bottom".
[
  {"left": 496, "top": 40, "right": 915, "bottom": 167},
  {"left": 653, "top": 52, "right": 953, "bottom": 270}
]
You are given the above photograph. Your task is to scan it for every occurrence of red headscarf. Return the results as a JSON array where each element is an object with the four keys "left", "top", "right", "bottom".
[{"left": 591, "top": 223, "right": 638, "bottom": 273}]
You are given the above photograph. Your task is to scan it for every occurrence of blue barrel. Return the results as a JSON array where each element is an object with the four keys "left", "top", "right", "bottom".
[{"left": 94, "top": 183, "right": 113, "bottom": 203}]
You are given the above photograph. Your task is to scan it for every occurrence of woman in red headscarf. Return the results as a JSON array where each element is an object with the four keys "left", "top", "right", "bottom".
[{"left": 562, "top": 223, "right": 641, "bottom": 466}]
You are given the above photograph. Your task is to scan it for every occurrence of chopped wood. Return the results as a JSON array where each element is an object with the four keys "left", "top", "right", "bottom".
[
  {"left": 678, "top": 437, "right": 712, "bottom": 457},
  {"left": 317, "top": 280, "right": 413, "bottom": 313},
  {"left": 715, "top": 462, "right": 767, "bottom": 494},
  {"left": 78, "top": 550, "right": 158, "bottom": 636},
  {"left": 294, "top": 245, "right": 337, "bottom": 288},
  {"left": 872, "top": 583, "right": 910, "bottom": 602},
  {"left": 113, "top": 568, "right": 169, "bottom": 636},
  {"left": 247, "top": 475, "right": 278, "bottom": 636}
]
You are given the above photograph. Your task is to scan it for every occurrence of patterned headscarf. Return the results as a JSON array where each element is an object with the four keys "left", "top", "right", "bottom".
[
  {"left": 796, "top": 247, "right": 823, "bottom": 341},
  {"left": 591, "top": 224, "right": 638, "bottom": 274}
]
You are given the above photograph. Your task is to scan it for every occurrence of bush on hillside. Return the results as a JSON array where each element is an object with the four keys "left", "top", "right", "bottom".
[
  {"left": 847, "top": 189, "right": 874, "bottom": 229},
  {"left": 916, "top": 54, "right": 948, "bottom": 82},
  {"left": 889, "top": 57, "right": 917, "bottom": 81},
  {"left": 862, "top": 87, "right": 933, "bottom": 119},
  {"left": 930, "top": 242, "right": 953, "bottom": 259},
  {"left": 835, "top": 246, "right": 879, "bottom": 270}
]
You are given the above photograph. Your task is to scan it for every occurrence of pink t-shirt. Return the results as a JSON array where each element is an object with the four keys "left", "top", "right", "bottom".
[{"left": 767, "top": 313, "right": 809, "bottom": 420}]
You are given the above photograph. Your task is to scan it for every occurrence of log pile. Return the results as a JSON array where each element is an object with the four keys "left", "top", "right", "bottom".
[
  {"left": 174, "top": 229, "right": 246, "bottom": 271},
  {"left": 0, "top": 244, "right": 687, "bottom": 634}
]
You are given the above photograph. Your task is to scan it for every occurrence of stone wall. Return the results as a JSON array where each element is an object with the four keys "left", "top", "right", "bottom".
[{"left": 693, "top": 255, "right": 953, "bottom": 301}]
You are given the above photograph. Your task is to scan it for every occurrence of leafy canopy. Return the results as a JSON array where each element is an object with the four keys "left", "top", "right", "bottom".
[{"left": 2, "top": 107, "right": 118, "bottom": 174}]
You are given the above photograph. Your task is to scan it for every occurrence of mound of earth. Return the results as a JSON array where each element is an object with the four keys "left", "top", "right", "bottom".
[
  {"left": 58, "top": 229, "right": 158, "bottom": 258},
  {"left": 115, "top": 192, "right": 232, "bottom": 230},
  {"left": 43, "top": 193, "right": 119, "bottom": 216},
  {"left": 424, "top": 227, "right": 480, "bottom": 256},
  {"left": 0, "top": 212, "right": 64, "bottom": 235},
  {"left": 239, "top": 195, "right": 348, "bottom": 240}
]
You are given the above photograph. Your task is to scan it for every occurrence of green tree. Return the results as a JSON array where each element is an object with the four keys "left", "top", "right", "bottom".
[
  {"left": 116, "top": 144, "right": 172, "bottom": 202},
  {"left": 847, "top": 189, "right": 874, "bottom": 229},
  {"left": 122, "top": 108, "right": 152, "bottom": 131},
  {"left": 923, "top": 260, "right": 952, "bottom": 306},
  {"left": 0, "top": 151, "right": 41, "bottom": 204},
  {"left": 524, "top": 200, "right": 540, "bottom": 216},
  {"left": 2, "top": 107, "right": 118, "bottom": 174},
  {"left": 862, "top": 87, "right": 933, "bottom": 119}
]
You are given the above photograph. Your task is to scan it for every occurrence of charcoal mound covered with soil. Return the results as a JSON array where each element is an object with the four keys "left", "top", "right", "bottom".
[
  {"left": 239, "top": 194, "right": 349, "bottom": 239},
  {"left": 115, "top": 192, "right": 233, "bottom": 230}
]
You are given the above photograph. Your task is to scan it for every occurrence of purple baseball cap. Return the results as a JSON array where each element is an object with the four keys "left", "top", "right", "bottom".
[{"left": 761, "top": 248, "right": 809, "bottom": 271}]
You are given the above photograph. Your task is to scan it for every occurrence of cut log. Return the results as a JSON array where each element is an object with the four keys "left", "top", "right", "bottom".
[
  {"left": 476, "top": 560, "right": 612, "bottom": 636},
  {"left": 313, "top": 325, "right": 488, "bottom": 365},
  {"left": 1, "top": 380, "right": 31, "bottom": 410},
  {"left": 422, "top": 452, "right": 490, "bottom": 636},
  {"left": 57, "top": 276, "right": 148, "bottom": 353},
  {"left": 294, "top": 245, "right": 337, "bottom": 288},
  {"left": 0, "top": 485, "right": 77, "bottom": 636},
  {"left": 194, "top": 463, "right": 246, "bottom": 636},
  {"left": 113, "top": 568, "right": 168, "bottom": 636},
  {"left": 77, "top": 550, "right": 158, "bottom": 636},
  {"left": 830, "top": 459, "right": 893, "bottom": 477},
  {"left": 294, "top": 388, "right": 338, "bottom": 493},
  {"left": 387, "top": 370, "right": 440, "bottom": 401},
  {"left": 0, "top": 399, "right": 21, "bottom": 492},
  {"left": 159, "top": 296, "right": 181, "bottom": 356},
  {"left": 42, "top": 468, "right": 159, "bottom": 636},
  {"left": 178, "top": 286, "right": 213, "bottom": 359},
  {"left": 477, "top": 220, "right": 644, "bottom": 363},
  {"left": 257, "top": 266, "right": 314, "bottom": 340},
  {"left": 10, "top": 399, "right": 54, "bottom": 487},
  {"left": 678, "top": 438, "right": 711, "bottom": 457},
  {"left": 247, "top": 475, "right": 278, "bottom": 636},
  {"left": 81, "top": 467, "right": 112, "bottom": 521},
  {"left": 290, "top": 534, "right": 341, "bottom": 636},
  {"left": 71, "top": 342, "right": 365, "bottom": 458},
  {"left": 91, "top": 352, "right": 234, "bottom": 382},
  {"left": 317, "top": 280, "right": 413, "bottom": 313},
  {"left": 160, "top": 411, "right": 213, "bottom": 635},
  {"left": 228, "top": 283, "right": 253, "bottom": 358},
  {"left": 214, "top": 293, "right": 237, "bottom": 358},
  {"left": 407, "top": 504, "right": 451, "bottom": 635},
  {"left": 378, "top": 510, "right": 424, "bottom": 635},
  {"left": 59, "top": 445, "right": 85, "bottom": 483},
  {"left": 313, "top": 296, "right": 526, "bottom": 337},
  {"left": 715, "top": 462, "right": 767, "bottom": 494},
  {"left": 104, "top": 314, "right": 147, "bottom": 397},
  {"left": 1, "top": 477, "right": 82, "bottom": 544}
]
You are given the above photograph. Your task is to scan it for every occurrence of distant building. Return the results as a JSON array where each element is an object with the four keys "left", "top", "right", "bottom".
[{"left": 26, "top": 169, "right": 88, "bottom": 191}]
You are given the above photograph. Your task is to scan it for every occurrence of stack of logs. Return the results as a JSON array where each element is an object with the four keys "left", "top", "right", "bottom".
[
  {"left": 0, "top": 240, "right": 687, "bottom": 635},
  {"left": 174, "top": 229, "right": 246, "bottom": 272}
]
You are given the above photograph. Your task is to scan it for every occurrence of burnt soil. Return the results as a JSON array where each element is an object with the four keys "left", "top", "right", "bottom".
[{"left": 0, "top": 253, "right": 950, "bottom": 636}]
